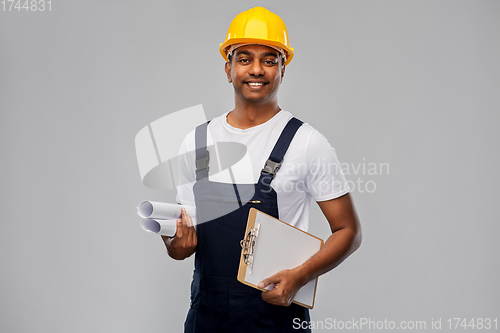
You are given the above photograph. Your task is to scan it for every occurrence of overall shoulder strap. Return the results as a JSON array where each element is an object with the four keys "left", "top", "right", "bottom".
[
  {"left": 195, "top": 120, "right": 211, "bottom": 181},
  {"left": 261, "top": 117, "right": 303, "bottom": 179}
]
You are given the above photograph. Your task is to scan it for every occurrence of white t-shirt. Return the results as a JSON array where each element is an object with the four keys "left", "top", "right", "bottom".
[{"left": 176, "top": 110, "right": 350, "bottom": 231}]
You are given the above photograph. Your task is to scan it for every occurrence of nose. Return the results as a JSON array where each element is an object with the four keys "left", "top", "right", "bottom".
[{"left": 248, "top": 61, "right": 264, "bottom": 76}]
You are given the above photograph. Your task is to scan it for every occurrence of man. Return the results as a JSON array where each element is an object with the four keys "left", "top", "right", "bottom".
[{"left": 162, "top": 6, "right": 361, "bottom": 332}]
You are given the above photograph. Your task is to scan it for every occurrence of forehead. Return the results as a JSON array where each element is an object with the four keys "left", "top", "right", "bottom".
[{"left": 233, "top": 44, "right": 280, "bottom": 57}]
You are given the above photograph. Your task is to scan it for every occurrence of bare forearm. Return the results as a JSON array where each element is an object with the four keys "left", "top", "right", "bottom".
[
  {"left": 294, "top": 226, "right": 361, "bottom": 286},
  {"left": 292, "top": 193, "right": 363, "bottom": 285}
]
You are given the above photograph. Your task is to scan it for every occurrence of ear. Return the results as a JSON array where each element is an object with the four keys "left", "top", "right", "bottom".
[
  {"left": 225, "top": 62, "right": 232, "bottom": 83},
  {"left": 280, "top": 63, "right": 285, "bottom": 83}
]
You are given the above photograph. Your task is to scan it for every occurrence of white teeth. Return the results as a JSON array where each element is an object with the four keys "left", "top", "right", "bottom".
[{"left": 248, "top": 82, "right": 264, "bottom": 86}]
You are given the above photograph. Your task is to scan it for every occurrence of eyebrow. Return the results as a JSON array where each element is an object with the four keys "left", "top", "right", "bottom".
[{"left": 262, "top": 52, "right": 279, "bottom": 58}]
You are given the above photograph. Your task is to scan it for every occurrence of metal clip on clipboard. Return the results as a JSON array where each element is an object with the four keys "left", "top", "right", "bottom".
[{"left": 240, "top": 223, "right": 260, "bottom": 275}]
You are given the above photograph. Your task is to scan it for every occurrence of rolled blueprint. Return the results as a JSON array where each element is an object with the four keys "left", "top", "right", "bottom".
[
  {"left": 140, "top": 218, "right": 177, "bottom": 237},
  {"left": 137, "top": 201, "right": 196, "bottom": 220}
]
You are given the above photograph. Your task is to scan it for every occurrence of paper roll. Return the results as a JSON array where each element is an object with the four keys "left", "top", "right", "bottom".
[
  {"left": 137, "top": 201, "right": 196, "bottom": 220},
  {"left": 140, "top": 218, "right": 177, "bottom": 237}
]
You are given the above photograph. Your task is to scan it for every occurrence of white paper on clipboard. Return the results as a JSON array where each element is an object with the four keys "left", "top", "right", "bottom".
[{"left": 238, "top": 208, "right": 324, "bottom": 309}]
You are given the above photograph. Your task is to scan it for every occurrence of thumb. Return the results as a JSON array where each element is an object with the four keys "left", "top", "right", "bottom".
[{"left": 258, "top": 273, "right": 280, "bottom": 290}]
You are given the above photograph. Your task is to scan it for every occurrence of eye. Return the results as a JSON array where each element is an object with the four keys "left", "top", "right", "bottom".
[
  {"left": 264, "top": 59, "right": 278, "bottom": 65},
  {"left": 238, "top": 58, "right": 250, "bottom": 63}
]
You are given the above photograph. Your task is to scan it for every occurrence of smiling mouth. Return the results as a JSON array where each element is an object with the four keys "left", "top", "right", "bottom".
[{"left": 246, "top": 82, "right": 267, "bottom": 88}]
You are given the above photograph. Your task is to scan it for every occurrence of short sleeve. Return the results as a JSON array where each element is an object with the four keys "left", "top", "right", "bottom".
[
  {"left": 304, "top": 130, "right": 350, "bottom": 201},
  {"left": 175, "top": 130, "right": 196, "bottom": 207}
]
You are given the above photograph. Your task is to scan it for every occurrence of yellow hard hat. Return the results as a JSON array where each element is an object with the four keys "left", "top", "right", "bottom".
[{"left": 220, "top": 6, "right": 294, "bottom": 66}]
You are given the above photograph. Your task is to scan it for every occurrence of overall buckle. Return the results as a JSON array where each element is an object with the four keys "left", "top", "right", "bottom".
[
  {"left": 261, "top": 159, "right": 281, "bottom": 177},
  {"left": 196, "top": 151, "right": 210, "bottom": 173}
]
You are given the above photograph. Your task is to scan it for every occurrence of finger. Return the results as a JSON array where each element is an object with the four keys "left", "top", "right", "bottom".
[
  {"left": 161, "top": 235, "right": 170, "bottom": 245},
  {"left": 183, "top": 209, "right": 194, "bottom": 228},
  {"left": 181, "top": 208, "right": 189, "bottom": 227},
  {"left": 261, "top": 283, "right": 275, "bottom": 291},
  {"left": 175, "top": 219, "right": 183, "bottom": 238},
  {"left": 261, "top": 288, "right": 279, "bottom": 303},
  {"left": 189, "top": 225, "right": 197, "bottom": 244},
  {"left": 183, "top": 219, "right": 194, "bottom": 240},
  {"left": 258, "top": 273, "right": 280, "bottom": 289},
  {"left": 261, "top": 287, "right": 288, "bottom": 306}
]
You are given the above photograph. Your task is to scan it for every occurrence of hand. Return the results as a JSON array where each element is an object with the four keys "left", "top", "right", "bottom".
[
  {"left": 258, "top": 268, "right": 306, "bottom": 307},
  {"left": 162, "top": 208, "right": 197, "bottom": 260}
]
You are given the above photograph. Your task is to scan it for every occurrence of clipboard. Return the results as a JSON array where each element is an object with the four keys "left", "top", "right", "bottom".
[{"left": 237, "top": 208, "right": 324, "bottom": 309}]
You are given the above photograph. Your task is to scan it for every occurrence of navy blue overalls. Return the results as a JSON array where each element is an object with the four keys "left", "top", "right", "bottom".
[{"left": 184, "top": 117, "right": 311, "bottom": 333}]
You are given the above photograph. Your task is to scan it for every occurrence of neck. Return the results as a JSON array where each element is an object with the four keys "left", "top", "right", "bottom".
[{"left": 228, "top": 98, "right": 281, "bottom": 129}]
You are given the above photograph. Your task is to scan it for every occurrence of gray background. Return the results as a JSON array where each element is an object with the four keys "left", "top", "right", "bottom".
[{"left": 1, "top": 0, "right": 499, "bottom": 332}]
